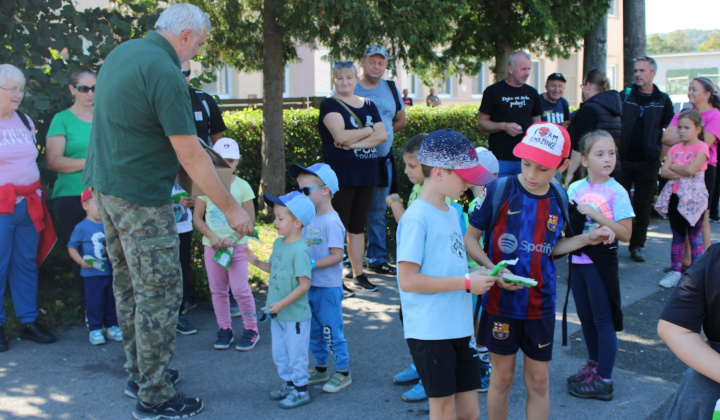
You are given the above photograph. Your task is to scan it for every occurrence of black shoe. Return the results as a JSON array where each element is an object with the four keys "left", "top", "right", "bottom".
[
  {"left": 125, "top": 368, "right": 180, "bottom": 399},
  {"left": 133, "top": 393, "right": 203, "bottom": 420},
  {"left": 630, "top": 247, "right": 646, "bottom": 262},
  {"left": 342, "top": 283, "right": 355, "bottom": 298},
  {"left": 19, "top": 321, "right": 56, "bottom": 344},
  {"left": 180, "top": 301, "right": 197, "bottom": 315},
  {"left": 0, "top": 327, "right": 7, "bottom": 352},
  {"left": 176, "top": 316, "right": 197, "bottom": 335},
  {"left": 710, "top": 216, "right": 720, "bottom": 223},
  {"left": 342, "top": 264, "right": 353, "bottom": 279},
  {"left": 352, "top": 274, "right": 378, "bottom": 292},
  {"left": 367, "top": 262, "right": 397, "bottom": 275}
]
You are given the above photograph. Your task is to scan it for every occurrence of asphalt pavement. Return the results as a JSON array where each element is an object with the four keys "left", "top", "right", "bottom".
[{"left": 1, "top": 217, "right": 717, "bottom": 420}]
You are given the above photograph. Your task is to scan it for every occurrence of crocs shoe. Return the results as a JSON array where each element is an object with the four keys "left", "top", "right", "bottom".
[
  {"left": 401, "top": 380, "right": 427, "bottom": 402},
  {"left": 393, "top": 363, "right": 420, "bottom": 385}
]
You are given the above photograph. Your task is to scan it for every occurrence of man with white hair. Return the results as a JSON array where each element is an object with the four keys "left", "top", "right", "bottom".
[
  {"left": 477, "top": 51, "right": 542, "bottom": 178},
  {"left": 82, "top": 4, "right": 252, "bottom": 419}
]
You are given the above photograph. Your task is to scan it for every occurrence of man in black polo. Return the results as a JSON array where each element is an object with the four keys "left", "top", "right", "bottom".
[{"left": 617, "top": 56, "right": 674, "bottom": 262}]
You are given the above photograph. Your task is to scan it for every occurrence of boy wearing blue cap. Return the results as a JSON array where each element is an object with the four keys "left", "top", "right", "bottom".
[
  {"left": 289, "top": 163, "right": 352, "bottom": 394},
  {"left": 397, "top": 129, "right": 499, "bottom": 420},
  {"left": 246, "top": 191, "right": 315, "bottom": 409}
]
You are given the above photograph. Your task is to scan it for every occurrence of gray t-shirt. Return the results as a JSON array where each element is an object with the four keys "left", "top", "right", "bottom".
[
  {"left": 266, "top": 237, "right": 312, "bottom": 322},
  {"left": 354, "top": 79, "right": 404, "bottom": 157},
  {"left": 303, "top": 211, "right": 346, "bottom": 288}
]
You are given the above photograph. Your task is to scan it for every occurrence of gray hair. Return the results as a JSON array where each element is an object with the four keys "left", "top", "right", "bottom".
[
  {"left": 508, "top": 51, "right": 531, "bottom": 68},
  {"left": 632, "top": 55, "right": 657, "bottom": 72},
  {"left": 0, "top": 64, "right": 26, "bottom": 87},
  {"left": 155, "top": 3, "right": 211, "bottom": 36}
]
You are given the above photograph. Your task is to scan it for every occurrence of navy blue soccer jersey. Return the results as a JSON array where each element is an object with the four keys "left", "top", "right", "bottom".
[{"left": 468, "top": 176, "right": 565, "bottom": 320}]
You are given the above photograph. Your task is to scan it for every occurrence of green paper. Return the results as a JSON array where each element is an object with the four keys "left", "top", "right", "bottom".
[
  {"left": 213, "top": 247, "right": 233, "bottom": 269},
  {"left": 83, "top": 256, "right": 106, "bottom": 271},
  {"left": 489, "top": 258, "right": 519, "bottom": 276},
  {"left": 502, "top": 273, "right": 538, "bottom": 287},
  {"left": 172, "top": 191, "right": 190, "bottom": 203}
]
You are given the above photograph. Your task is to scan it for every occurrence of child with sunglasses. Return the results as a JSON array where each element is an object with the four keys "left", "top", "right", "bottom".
[
  {"left": 192, "top": 138, "right": 259, "bottom": 351},
  {"left": 289, "top": 163, "right": 353, "bottom": 394}
]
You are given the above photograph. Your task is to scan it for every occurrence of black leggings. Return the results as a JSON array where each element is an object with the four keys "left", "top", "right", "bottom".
[{"left": 331, "top": 185, "right": 375, "bottom": 235}]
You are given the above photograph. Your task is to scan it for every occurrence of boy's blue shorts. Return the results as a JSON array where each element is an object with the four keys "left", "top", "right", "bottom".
[{"left": 477, "top": 313, "right": 554, "bottom": 362}]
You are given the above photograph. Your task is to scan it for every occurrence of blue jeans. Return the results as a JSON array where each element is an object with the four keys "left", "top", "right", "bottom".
[
  {"left": 84, "top": 274, "right": 118, "bottom": 330},
  {"left": 0, "top": 199, "right": 40, "bottom": 326},
  {"left": 308, "top": 286, "right": 349, "bottom": 370},
  {"left": 497, "top": 160, "right": 522, "bottom": 178},
  {"left": 365, "top": 156, "right": 393, "bottom": 266}
]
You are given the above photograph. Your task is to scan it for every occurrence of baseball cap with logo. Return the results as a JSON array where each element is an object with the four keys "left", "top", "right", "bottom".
[
  {"left": 212, "top": 137, "right": 241, "bottom": 160},
  {"left": 81, "top": 187, "right": 93, "bottom": 202},
  {"left": 288, "top": 163, "right": 339, "bottom": 195},
  {"left": 263, "top": 191, "right": 316, "bottom": 227},
  {"left": 513, "top": 122, "right": 571, "bottom": 169},
  {"left": 546, "top": 72, "right": 567, "bottom": 83},
  {"left": 364, "top": 45, "right": 388, "bottom": 59},
  {"left": 474, "top": 147, "right": 499, "bottom": 176},
  {"left": 417, "top": 129, "right": 496, "bottom": 186}
]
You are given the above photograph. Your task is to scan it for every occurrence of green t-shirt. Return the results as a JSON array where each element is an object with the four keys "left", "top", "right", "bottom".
[
  {"left": 47, "top": 109, "right": 91, "bottom": 198},
  {"left": 198, "top": 176, "right": 255, "bottom": 247},
  {"left": 82, "top": 30, "right": 196, "bottom": 206},
  {"left": 266, "top": 237, "right": 312, "bottom": 322}
]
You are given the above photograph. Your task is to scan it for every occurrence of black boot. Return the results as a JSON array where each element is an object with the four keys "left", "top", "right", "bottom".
[
  {"left": 0, "top": 327, "right": 8, "bottom": 352},
  {"left": 20, "top": 321, "right": 56, "bottom": 344}
]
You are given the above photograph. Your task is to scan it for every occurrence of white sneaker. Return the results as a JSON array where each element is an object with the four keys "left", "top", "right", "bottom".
[
  {"left": 105, "top": 326, "right": 123, "bottom": 341},
  {"left": 89, "top": 329, "right": 106, "bottom": 345},
  {"left": 659, "top": 271, "right": 681, "bottom": 288}
]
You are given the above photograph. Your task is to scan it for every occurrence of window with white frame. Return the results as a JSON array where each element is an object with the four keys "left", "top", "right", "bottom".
[
  {"left": 283, "top": 65, "right": 290, "bottom": 98},
  {"left": 608, "top": 0, "right": 618, "bottom": 17},
  {"left": 202, "top": 64, "right": 232, "bottom": 98},
  {"left": 472, "top": 65, "right": 485, "bottom": 96},
  {"left": 530, "top": 60, "right": 540, "bottom": 90},
  {"left": 606, "top": 65, "right": 618, "bottom": 90},
  {"left": 434, "top": 75, "right": 453, "bottom": 97}
]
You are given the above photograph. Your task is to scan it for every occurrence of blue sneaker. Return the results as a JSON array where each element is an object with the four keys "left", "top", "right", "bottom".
[
  {"left": 401, "top": 380, "right": 427, "bottom": 402},
  {"left": 478, "top": 361, "right": 491, "bottom": 393},
  {"left": 393, "top": 363, "right": 420, "bottom": 385},
  {"left": 214, "top": 328, "right": 234, "bottom": 350}
]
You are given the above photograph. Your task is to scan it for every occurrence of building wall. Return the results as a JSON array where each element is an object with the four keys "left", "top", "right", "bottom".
[{"left": 652, "top": 52, "right": 720, "bottom": 101}]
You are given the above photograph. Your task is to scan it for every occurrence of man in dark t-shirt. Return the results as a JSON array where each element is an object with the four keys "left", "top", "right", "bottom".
[
  {"left": 540, "top": 73, "right": 570, "bottom": 127},
  {"left": 477, "top": 51, "right": 542, "bottom": 178},
  {"left": 181, "top": 60, "right": 227, "bottom": 146}
]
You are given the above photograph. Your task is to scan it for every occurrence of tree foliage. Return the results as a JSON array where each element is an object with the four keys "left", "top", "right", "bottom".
[
  {"left": 695, "top": 33, "right": 720, "bottom": 52},
  {"left": 647, "top": 31, "right": 692, "bottom": 54}
]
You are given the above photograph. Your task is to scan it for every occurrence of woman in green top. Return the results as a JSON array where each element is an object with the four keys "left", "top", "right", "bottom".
[{"left": 46, "top": 69, "right": 96, "bottom": 305}]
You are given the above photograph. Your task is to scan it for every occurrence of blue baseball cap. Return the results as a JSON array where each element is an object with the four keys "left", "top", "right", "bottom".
[
  {"left": 288, "top": 163, "right": 339, "bottom": 195},
  {"left": 263, "top": 191, "right": 316, "bottom": 227},
  {"left": 417, "top": 129, "right": 496, "bottom": 186}
]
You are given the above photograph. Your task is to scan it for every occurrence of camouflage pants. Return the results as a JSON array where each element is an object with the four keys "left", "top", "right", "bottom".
[{"left": 94, "top": 191, "right": 181, "bottom": 404}]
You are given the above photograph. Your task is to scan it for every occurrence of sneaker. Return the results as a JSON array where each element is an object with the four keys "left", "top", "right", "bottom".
[
  {"left": 322, "top": 372, "right": 352, "bottom": 393},
  {"left": 393, "top": 364, "right": 420, "bottom": 385},
  {"left": 235, "top": 329, "right": 259, "bottom": 351},
  {"left": 710, "top": 216, "right": 720, "bottom": 223},
  {"left": 352, "top": 274, "right": 378, "bottom": 292},
  {"left": 125, "top": 369, "right": 180, "bottom": 399},
  {"left": 229, "top": 302, "right": 242, "bottom": 318},
  {"left": 342, "top": 283, "right": 355, "bottom": 298},
  {"left": 568, "top": 373, "right": 614, "bottom": 401},
  {"left": 19, "top": 321, "right": 56, "bottom": 344},
  {"left": 180, "top": 301, "right": 197, "bottom": 315},
  {"left": 367, "top": 262, "right": 396, "bottom": 275},
  {"left": 307, "top": 368, "right": 330, "bottom": 385},
  {"left": 132, "top": 393, "right": 203, "bottom": 420},
  {"left": 663, "top": 265, "right": 690, "bottom": 274},
  {"left": 89, "top": 329, "right": 106, "bottom": 346},
  {"left": 342, "top": 264, "right": 353, "bottom": 279},
  {"left": 214, "top": 328, "right": 234, "bottom": 350},
  {"left": 567, "top": 360, "right": 597, "bottom": 384},
  {"left": 630, "top": 247, "right": 646, "bottom": 262},
  {"left": 269, "top": 384, "right": 294, "bottom": 401},
  {"left": 105, "top": 326, "right": 123, "bottom": 341},
  {"left": 0, "top": 328, "right": 7, "bottom": 352},
  {"left": 278, "top": 388, "right": 311, "bottom": 409},
  {"left": 176, "top": 316, "right": 198, "bottom": 335},
  {"left": 659, "top": 271, "right": 682, "bottom": 288},
  {"left": 401, "top": 380, "right": 428, "bottom": 402},
  {"left": 477, "top": 361, "right": 491, "bottom": 393}
]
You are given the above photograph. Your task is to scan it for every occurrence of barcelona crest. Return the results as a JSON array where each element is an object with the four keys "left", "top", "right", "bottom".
[
  {"left": 547, "top": 214, "right": 558, "bottom": 232},
  {"left": 492, "top": 322, "right": 510, "bottom": 340}
]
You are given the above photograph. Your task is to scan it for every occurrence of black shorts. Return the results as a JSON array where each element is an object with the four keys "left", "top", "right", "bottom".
[
  {"left": 331, "top": 185, "right": 375, "bottom": 234},
  {"left": 477, "top": 313, "right": 555, "bottom": 362},
  {"left": 407, "top": 337, "right": 480, "bottom": 398}
]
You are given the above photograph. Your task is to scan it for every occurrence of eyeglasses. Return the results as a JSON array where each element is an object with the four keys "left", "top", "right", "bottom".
[
  {"left": 0, "top": 86, "right": 24, "bottom": 95},
  {"left": 300, "top": 185, "right": 325, "bottom": 195},
  {"left": 74, "top": 84, "right": 95, "bottom": 93},
  {"left": 334, "top": 61, "right": 353, "bottom": 69},
  {"left": 182, "top": 70, "right": 191, "bottom": 77}
]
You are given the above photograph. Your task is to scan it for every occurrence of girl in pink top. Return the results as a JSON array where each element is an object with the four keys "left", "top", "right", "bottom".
[{"left": 655, "top": 110, "right": 709, "bottom": 288}]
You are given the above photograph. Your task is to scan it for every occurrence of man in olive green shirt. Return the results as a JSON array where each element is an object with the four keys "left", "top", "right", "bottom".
[{"left": 82, "top": 4, "right": 251, "bottom": 419}]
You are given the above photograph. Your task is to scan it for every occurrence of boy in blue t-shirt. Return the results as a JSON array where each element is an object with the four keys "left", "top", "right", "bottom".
[
  {"left": 464, "top": 122, "right": 615, "bottom": 420},
  {"left": 68, "top": 188, "right": 122, "bottom": 346},
  {"left": 246, "top": 191, "right": 316, "bottom": 409},
  {"left": 397, "top": 129, "right": 498, "bottom": 419},
  {"left": 289, "top": 163, "right": 353, "bottom": 394}
]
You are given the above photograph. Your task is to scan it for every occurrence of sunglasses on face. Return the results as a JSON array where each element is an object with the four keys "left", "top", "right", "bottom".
[
  {"left": 74, "top": 84, "right": 95, "bottom": 93},
  {"left": 334, "top": 61, "right": 353, "bottom": 69},
  {"left": 182, "top": 70, "right": 191, "bottom": 77},
  {"left": 300, "top": 185, "right": 325, "bottom": 195}
]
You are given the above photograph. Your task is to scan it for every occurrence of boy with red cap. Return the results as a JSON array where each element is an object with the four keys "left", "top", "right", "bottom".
[
  {"left": 68, "top": 187, "right": 122, "bottom": 346},
  {"left": 465, "top": 122, "right": 616, "bottom": 420}
]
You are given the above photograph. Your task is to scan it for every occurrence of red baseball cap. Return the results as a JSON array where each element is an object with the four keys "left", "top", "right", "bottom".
[
  {"left": 513, "top": 122, "right": 571, "bottom": 168},
  {"left": 81, "top": 187, "right": 93, "bottom": 202}
]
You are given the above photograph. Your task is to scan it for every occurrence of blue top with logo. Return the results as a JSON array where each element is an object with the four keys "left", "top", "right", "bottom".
[{"left": 468, "top": 176, "right": 564, "bottom": 320}]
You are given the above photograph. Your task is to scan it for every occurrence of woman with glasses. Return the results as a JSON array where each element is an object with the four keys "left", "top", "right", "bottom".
[
  {"left": 564, "top": 70, "right": 622, "bottom": 187},
  {"left": 318, "top": 61, "right": 386, "bottom": 293},
  {"left": 0, "top": 63, "right": 57, "bottom": 351},
  {"left": 46, "top": 69, "right": 97, "bottom": 306},
  {"left": 662, "top": 77, "right": 720, "bottom": 255}
]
